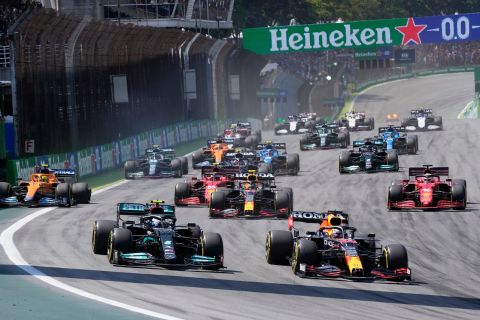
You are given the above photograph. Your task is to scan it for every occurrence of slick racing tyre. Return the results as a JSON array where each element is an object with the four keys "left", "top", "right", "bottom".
[
  {"left": 299, "top": 135, "right": 309, "bottom": 151},
  {"left": 171, "top": 158, "right": 183, "bottom": 178},
  {"left": 92, "top": 220, "right": 117, "bottom": 254},
  {"left": 407, "top": 135, "right": 418, "bottom": 154},
  {"left": 338, "top": 133, "right": 348, "bottom": 148},
  {"left": 383, "top": 244, "right": 408, "bottom": 271},
  {"left": 201, "top": 232, "right": 224, "bottom": 269},
  {"left": 72, "top": 182, "right": 91, "bottom": 203},
  {"left": 339, "top": 151, "right": 351, "bottom": 173},
  {"left": 452, "top": 179, "right": 467, "bottom": 210},
  {"left": 108, "top": 228, "right": 132, "bottom": 265},
  {"left": 292, "top": 239, "right": 318, "bottom": 274},
  {"left": 56, "top": 183, "right": 72, "bottom": 207},
  {"left": 258, "top": 163, "right": 272, "bottom": 174},
  {"left": 124, "top": 161, "right": 136, "bottom": 179},
  {"left": 282, "top": 187, "right": 294, "bottom": 212},
  {"left": 266, "top": 230, "right": 293, "bottom": 265},
  {"left": 174, "top": 182, "right": 190, "bottom": 206},
  {"left": 180, "top": 157, "right": 189, "bottom": 175},
  {"left": 0, "top": 182, "right": 11, "bottom": 198},
  {"left": 386, "top": 150, "right": 399, "bottom": 171},
  {"left": 287, "top": 154, "right": 299, "bottom": 175},
  {"left": 388, "top": 184, "right": 403, "bottom": 210},
  {"left": 191, "top": 150, "right": 205, "bottom": 169},
  {"left": 209, "top": 191, "right": 226, "bottom": 216},
  {"left": 274, "top": 191, "right": 290, "bottom": 216}
]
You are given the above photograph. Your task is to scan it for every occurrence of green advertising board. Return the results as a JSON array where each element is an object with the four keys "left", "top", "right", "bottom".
[{"left": 243, "top": 12, "right": 480, "bottom": 55}]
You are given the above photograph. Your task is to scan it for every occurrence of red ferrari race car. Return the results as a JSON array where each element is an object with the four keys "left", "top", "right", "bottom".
[
  {"left": 388, "top": 165, "right": 467, "bottom": 210},
  {"left": 174, "top": 166, "right": 237, "bottom": 206}
]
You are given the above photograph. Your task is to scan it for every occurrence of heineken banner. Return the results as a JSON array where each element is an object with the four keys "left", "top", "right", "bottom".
[{"left": 243, "top": 12, "right": 480, "bottom": 54}]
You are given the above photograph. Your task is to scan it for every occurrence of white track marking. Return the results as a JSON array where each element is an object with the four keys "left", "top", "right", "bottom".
[{"left": 0, "top": 184, "right": 185, "bottom": 320}]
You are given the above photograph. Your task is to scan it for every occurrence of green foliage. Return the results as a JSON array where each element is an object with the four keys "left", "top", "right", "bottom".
[{"left": 234, "top": 0, "right": 480, "bottom": 29}]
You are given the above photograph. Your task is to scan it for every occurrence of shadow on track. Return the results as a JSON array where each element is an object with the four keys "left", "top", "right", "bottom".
[{"left": 1, "top": 264, "right": 479, "bottom": 311}]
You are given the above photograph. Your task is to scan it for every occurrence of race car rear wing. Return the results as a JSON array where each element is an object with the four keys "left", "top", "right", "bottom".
[
  {"left": 411, "top": 109, "right": 432, "bottom": 114},
  {"left": 234, "top": 172, "right": 275, "bottom": 180},
  {"left": 223, "top": 151, "right": 256, "bottom": 159},
  {"left": 201, "top": 166, "right": 239, "bottom": 176},
  {"left": 117, "top": 202, "right": 175, "bottom": 216},
  {"left": 378, "top": 126, "right": 406, "bottom": 133},
  {"left": 207, "top": 138, "right": 235, "bottom": 146},
  {"left": 237, "top": 122, "right": 251, "bottom": 128},
  {"left": 352, "top": 140, "right": 383, "bottom": 147},
  {"left": 256, "top": 143, "right": 286, "bottom": 150},
  {"left": 290, "top": 211, "right": 349, "bottom": 223},
  {"left": 50, "top": 169, "right": 78, "bottom": 182},
  {"left": 408, "top": 166, "right": 449, "bottom": 177}
]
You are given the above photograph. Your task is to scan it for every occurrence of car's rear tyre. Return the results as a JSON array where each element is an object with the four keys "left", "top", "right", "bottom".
[
  {"left": 258, "top": 163, "right": 272, "bottom": 174},
  {"left": 366, "top": 117, "right": 375, "bottom": 130},
  {"left": 282, "top": 187, "right": 293, "bottom": 211},
  {"left": 244, "top": 136, "right": 254, "bottom": 148},
  {"left": 124, "top": 161, "right": 136, "bottom": 179},
  {"left": 338, "top": 133, "right": 348, "bottom": 148},
  {"left": 174, "top": 182, "right": 190, "bottom": 206},
  {"left": 0, "top": 182, "right": 11, "bottom": 198},
  {"left": 383, "top": 244, "right": 408, "bottom": 271},
  {"left": 274, "top": 191, "right": 290, "bottom": 216},
  {"left": 292, "top": 239, "right": 318, "bottom": 273},
  {"left": 171, "top": 158, "right": 183, "bottom": 178},
  {"left": 72, "top": 182, "right": 91, "bottom": 203},
  {"left": 201, "top": 232, "right": 224, "bottom": 269},
  {"left": 180, "top": 156, "right": 189, "bottom": 174},
  {"left": 434, "top": 116, "right": 443, "bottom": 129},
  {"left": 209, "top": 191, "right": 226, "bottom": 216},
  {"left": 407, "top": 135, "right": 418, "bottom": 154},
  {"left": 192, "top": 150, "right": 204, "bottom": 168},
  {"left": 452, "top": 180, "right": 467, "bottom": 210},
  {"left": 287, "top": 154, "right": 299, "bottom": 175},
  {"left": 266, "top": 230, "right": 293, "bottom": 265},
  {"left": 92, "top": 220, "right": 117, "bottom": 254},
  {"left": 339, "top": 151, "right": 351, "bottom": 173},
  {"left": 55, "top": 183, "right": 72, "bottom": 207},
  {"left": 386, "top": 150, "right": 399, "bottom": 171},
  {"left": 388, "top": 184, "right": 403, "bottom": 210},
  {"left": 108, "top": 228, "right": 132, "bottom": 265},
  {"left": 299, "top": 135, "right": 309, "bottom": 151}
]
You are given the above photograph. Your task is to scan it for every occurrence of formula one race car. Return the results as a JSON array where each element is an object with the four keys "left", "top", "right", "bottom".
[
  {"left": 174, "top": 166, "right": 237, "bottom": 206},
  {"left": 339, "top": 140, "right": 398, "bottom": 173},
  {"left": 256, "top": 142, "right": 299, "bottom": 175},
  {"left": 92, "top": 200, "right": 224, "bottom": 269},
  {"left": 191, "top": 139, "right": 234, "bottom": 169},
  {"left": 266, "top": 211, "right": 411, "bottom": 281},
  {"left": 337, "top": 110, "right": 374, "bottom": 131},
  {"left": 274, "top": 113, "right": 323, "bottom": 135},
  {"left": 222, "top": 122, "right": 261, "bottom": 148},
  {"left": 124, "top": 146, "right": 188, "bottom": 179},
  {"left": 300, "top": 124, "right": 350, "bottom": 150},
  {"left": 388, "top": 165, "right": 467, "bottom": 210},
  {"left": 377, "top": 125, "right": 418, "bottom": 154},
  {"left": 401, "top": 108, "right": 442, "bottom": 131},
  {"left": 0, "top": 168, "right": 90, "bottom": 207},
  {"left": 209, "top": 170, "right": 292, "bottom": 218}
]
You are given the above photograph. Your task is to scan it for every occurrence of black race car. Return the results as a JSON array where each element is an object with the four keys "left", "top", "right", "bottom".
[
  {"left": 339, "top": 140, "right": 399, "bottom": 173},
  {"left": 266, "top": 211, "right": 411, "bottom": 281},
  {"left": 124, "top": 146, "right": 188, "bottom": 179},
  {"left": 300, "top": 124, "right": 350, "bottom": 150},
  {"left": 401, "top": 108, "right": 442, "bottom": 131},
  {"left": 92, "top": 201, "right": 224, "bottom": 269}
]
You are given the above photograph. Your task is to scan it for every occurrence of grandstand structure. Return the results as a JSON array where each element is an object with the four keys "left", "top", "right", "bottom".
[{"left": 42, "top": 0, "right": 234, "bottom": 29}]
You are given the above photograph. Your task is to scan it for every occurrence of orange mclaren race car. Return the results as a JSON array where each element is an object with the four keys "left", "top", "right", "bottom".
[
  {"left": 0, "top": 168, "right": 90, "bottom": 207},
  {"left": 191, "top": 139, "right": 235, "bottom": 169},
  {"left": 266, "top": 211, "right": 411, "bottom": 281}
]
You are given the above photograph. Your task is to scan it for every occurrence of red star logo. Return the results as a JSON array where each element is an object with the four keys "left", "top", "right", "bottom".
[{"left": 395, "top": 18, "right": 427, "bottom": 45}]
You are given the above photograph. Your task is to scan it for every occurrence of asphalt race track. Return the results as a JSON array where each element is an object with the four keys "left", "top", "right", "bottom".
[{"left": 7, "top": 73, "right": 480, "bottom": 319}]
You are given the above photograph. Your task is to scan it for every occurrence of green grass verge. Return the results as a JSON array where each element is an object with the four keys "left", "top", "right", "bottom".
[{"left": 83, "top": 138, "right": 206, "bottom": 191}]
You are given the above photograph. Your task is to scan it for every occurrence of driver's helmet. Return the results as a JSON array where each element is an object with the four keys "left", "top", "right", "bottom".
[
  {"left": 41, "top": 175, "right": 48, "bottom": 182},
  {"left": 331, "top": 228, "right": 343, "bottom": 238},
  {"left": 424, "top": 173, "right": 433, "bottom": 182},
  {"left": 151, "top": 217, "right": 163, "bottom": 228},
  {"left": 244, "top": 182, "right": 252, "bottom": 190}
]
